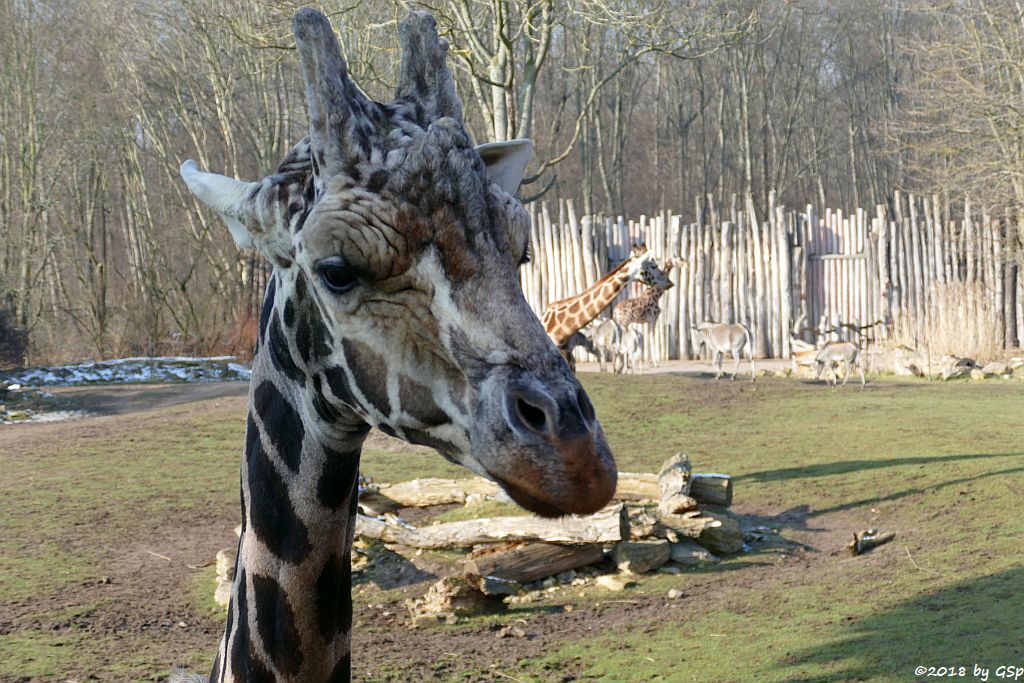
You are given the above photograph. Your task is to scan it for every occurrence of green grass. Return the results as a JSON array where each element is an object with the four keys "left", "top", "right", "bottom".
[
  {"left": 501, "top": 375, "right": 1024, "bottom": 682},
  {"left": 0, "top": 404, "right": 244, "bottom": 604},
  {"left": 0, "top": 401, "right": 244, "bottom": 681},
  {"left": 2, "top": 375, "right": 1023, "bottom": 681}
]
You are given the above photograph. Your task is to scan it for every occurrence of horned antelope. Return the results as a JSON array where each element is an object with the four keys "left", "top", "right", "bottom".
[
  {"left": 814, "top": 341, "right": 866, "bottom": 388},
  {"left": 691, "top": 322, "right": 755, "bottom": 381}
]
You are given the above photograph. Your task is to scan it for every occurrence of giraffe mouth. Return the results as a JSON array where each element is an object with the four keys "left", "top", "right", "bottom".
[{"left": 493, "top": 477, "right": 565, "bottom": 518}]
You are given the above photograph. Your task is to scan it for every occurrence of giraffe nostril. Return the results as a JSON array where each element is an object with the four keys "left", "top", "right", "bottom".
[
  {"left": 515, "top": 396, "right": 549, "bottom": 434},
  {"left": 576, "top": 387, "right": 595, "bottom": 423}
]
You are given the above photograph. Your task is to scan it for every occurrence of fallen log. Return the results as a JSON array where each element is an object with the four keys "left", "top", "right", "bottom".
[
  {"left": 626, "top": 507, "right": 659, "bottom": 540},
  {"left": 359, "top": 477, "right": 501, "bottom": 514},
  {"left": 847, "top": 529, "right": 896, "bottom": 556},
  {"left": 465, "top": 542, "right": 605, "bottom": 584},
  {"left": 612, "top": 539, "right": 670, "bottom": 574},
  {"left": 356, "top": 503, "right": 626, "bottom": 549},
  {"left": 654, "top": 511, "right": 720, "bottom": 541},
  {"left": 360, "top": 471, "right": 732, "bottom": 510},
  {"left": 614, "top": 473, "right": 660, "bottom": 501},
  {"left": 656, "top": 509, "right": 743, "bottom": 555},
  {"left": 658, "top": 453, "right": 698, "bottom": 515},
  {"left": 689, "top": 474, "right": 733, "bottom": 508},
  {"left": 616, "top": 472, "right": 732, "bottom": 507},
  {"left": 694, "top": 510, "right": 743, "bottom": 555}
]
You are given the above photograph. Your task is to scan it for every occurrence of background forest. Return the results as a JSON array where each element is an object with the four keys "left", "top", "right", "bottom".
[{"left": 2, "top": 0, "right": 1022, "bottom": 364}]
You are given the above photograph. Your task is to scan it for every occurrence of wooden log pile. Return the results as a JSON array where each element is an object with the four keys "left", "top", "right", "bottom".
[{"left": 357, "top": 452, "right": 741, "bottom": 603}]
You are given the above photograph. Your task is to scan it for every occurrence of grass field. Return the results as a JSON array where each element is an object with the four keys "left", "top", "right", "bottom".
[{"left": 0, "top": 374, "right": 1022, "bottom": 682}]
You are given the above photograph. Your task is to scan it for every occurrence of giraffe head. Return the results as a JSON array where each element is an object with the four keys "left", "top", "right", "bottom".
[
  {"left": 180, "top": 9, "right": 615, "bottom": 517},
  {"left": 627, "top": 247, "right": 674, "bottom": 290}
]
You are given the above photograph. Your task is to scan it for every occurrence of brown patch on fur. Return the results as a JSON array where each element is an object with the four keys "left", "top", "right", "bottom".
[{"left": 432, "top": 206, "right": 478, "bottom": 281}]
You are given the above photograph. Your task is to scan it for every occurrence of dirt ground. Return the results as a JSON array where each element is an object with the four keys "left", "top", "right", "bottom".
[{"left": 0, "top": 377, "right": 882, "bottom": 682}]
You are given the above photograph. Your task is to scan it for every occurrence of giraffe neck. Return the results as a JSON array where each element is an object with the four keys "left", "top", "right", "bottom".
[
  {"left": 636, "top": 287, "right": 666, "bottom": 316},
  {"left": 545, "top": 258, "right": 635, "bottom": 345},
  {"left": 211, "top": 282, "right": 368, "bottom": 683}
]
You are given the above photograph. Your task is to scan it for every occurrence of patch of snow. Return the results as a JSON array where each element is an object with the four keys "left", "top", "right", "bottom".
[
  {"left": 2, "top": 409, "right": 92, "bottom": 425},
  {"left": 3, "top": 356, "right": 252, "bottom": 388}
]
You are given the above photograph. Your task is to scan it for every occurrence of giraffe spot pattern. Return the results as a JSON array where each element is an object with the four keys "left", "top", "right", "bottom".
[
  {"left": 208, "top": 651, "right": 221, "bottom": 683},
  {"left": 238, "top": 482, "right": 248, "bottom": 537},
  {"left": 341, "top": 339, "right": 391, "bottom": 415},
  {"left": 404, "top": 428, "right": 457, "bottom": 457},
  {"left": 317, "top": 445, "right": 360, "bottom": 510},
  {"left": 293, "top": 207, "right": 310, "bottom": 234},
  {"left": 398, "top": 378, "right": 449, "bottom": 426},
  {"left": 295, "top": 289, "right": 333, "bottom": 364},
  {"left": 258, "top": 276, "right": 277, "bottom": 346},
  {"left": 268, "top": 313, "right": 305, "bottom": 386},
  {"left": 229, "top": 569, "right": 276, "bottom": 682},
  {"left": 253, "top": 381, "right": 304, "bottom": 473},
  {"left": 327, "top": 653, "right": 352, "bottom": 683},
  {"left": 245, "top": 415, "right": 312, "bottom": 564},
  {"left": 323, "top": 366, "right": 355, "bottom": 406},
  {"left": 253, "top": 573, "right": 304, "bottom": 675},
  {"left": 315, "top": 553, "right": 353, "bottom": 640},
  {"left": 311, "top": 374, "right": 342, "bottom": 422},
  {"left": 283, "top": 298, "right": 296, "bottom": 328},
  {"left": 366, "top": 168, "right": 389, "bottom": 193}
]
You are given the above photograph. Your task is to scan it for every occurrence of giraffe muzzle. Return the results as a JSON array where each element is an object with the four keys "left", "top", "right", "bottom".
[{"left": 478, "top": 379, "right": 616, "bottom": 517}]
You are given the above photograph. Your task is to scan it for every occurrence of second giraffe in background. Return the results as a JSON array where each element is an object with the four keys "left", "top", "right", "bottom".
[
  {"left": 613, "top": 257, "right": 684, "bottom": 368},
  {"left": 691, "top": 322, "right": 756, "bottom": 381},
  {"left": 542, "top": 246, "right": 673, "bottom": 371}
]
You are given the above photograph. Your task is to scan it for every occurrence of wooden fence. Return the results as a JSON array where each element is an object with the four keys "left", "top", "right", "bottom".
[{"left": 519, "top": 192, "right": 1023, "bottom": 361}]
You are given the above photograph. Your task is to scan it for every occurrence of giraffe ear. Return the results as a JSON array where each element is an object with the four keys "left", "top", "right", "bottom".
[
  {"left": 180, "top": 160, "right": 260, "bottom": 250},
  {"left": 475, "top": 139, "right": 533, "bottom": 196},
  {"left": 179, "top": 159, "right": 300, "bottom": 267}
]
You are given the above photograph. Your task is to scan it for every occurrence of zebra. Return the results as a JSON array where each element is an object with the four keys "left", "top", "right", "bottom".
[
  {"left": 589, "top": 319, "right": 624, "bottom": 373},
  {"left": 617, "top": 326, "right": 644, "bottom": 374},
  {"left": 691, "top": 322, "right": 755, "bottom": 381},
  {"left": 814, "top": 340, "right": 865, "bottom": 389}
]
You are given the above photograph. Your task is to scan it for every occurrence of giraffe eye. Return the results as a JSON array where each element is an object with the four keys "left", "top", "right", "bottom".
[
  {"left": 518, "top": 242, "right": 532, "bottom": 266},
  {"left": 316, "top": 257, "right": 358, "bottom": 295}
]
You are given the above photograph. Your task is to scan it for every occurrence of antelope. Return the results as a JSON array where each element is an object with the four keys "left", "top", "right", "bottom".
[{"left": 814, "top": 341, "right": 866, "bottom": 388}]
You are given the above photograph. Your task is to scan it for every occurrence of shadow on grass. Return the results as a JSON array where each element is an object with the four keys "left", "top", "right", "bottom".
[
  {"left": 810, "top": 463, "right": 1024, "bottom": 518},
  {"left": 737, "top": 452, "right": 1023, "bottom": 485},
  {"left": 736, "top": 456, "right": 1024, "bottom": 543},
  {"left": 781, "top": 566, "right": 1024, "bottom": 682},
  {"left": 682, "top": 558, "right": 777, "bottom": 574},
  {"left": 745, "top": 459, "right": 1024, "bottom": 525}
]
